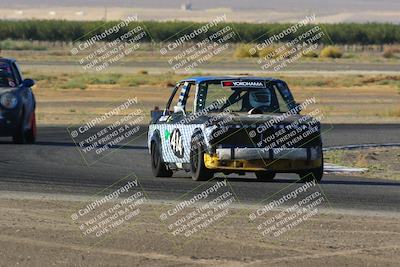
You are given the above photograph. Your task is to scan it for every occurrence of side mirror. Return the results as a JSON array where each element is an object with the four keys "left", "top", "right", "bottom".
[
  {"left": 22, "top": 79, "right": 35, "bottom": 88},
  {"left": 173, "top": 105, "right": 186, "bottom": 116}
]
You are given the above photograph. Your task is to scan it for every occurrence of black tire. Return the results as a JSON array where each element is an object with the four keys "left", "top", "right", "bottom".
[
  {"left": 298, "top": 154, "right": 324, "bottom": 183},
  {"left": 12, "top": 121, "right": 26, "bottom": 144},
  {"left": 26, "top": 128, "right": 36, "bottom": 144},
  {"left": 26, "top": 112, "right": 36, "bottom": 144},
  {"left": 151, "top": 140, "right": 173, "bottom": 177},
  {"left": 255, "top": 171, "right": 276, "bottom": 182},
  {"left": 190, "top": 137, "right": 213, "bottom": 181}
]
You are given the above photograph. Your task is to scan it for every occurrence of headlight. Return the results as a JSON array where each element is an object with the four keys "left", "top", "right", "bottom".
[{"left": 0, "top": 93, "right": 18, "bottom": 109}]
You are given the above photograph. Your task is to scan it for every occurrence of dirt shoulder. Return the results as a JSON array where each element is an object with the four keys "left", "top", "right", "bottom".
[
  {"left": 0, "top": 194, "right": 399, "bottom": 267},
  {"left": 325, "top": 147, "right": 400, "bottom": 181}
]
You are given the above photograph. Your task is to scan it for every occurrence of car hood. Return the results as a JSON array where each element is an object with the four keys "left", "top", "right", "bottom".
[{"left": 0, "top": 87, "right": 17, "bottom": 94}]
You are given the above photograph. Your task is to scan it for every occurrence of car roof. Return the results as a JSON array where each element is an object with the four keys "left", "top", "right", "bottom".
[
  {"left": 0, "top": 57, "right": 17, "bottom": 64},
  {"left": 180, "top": 76, "right": 284, "bottom": 84}
]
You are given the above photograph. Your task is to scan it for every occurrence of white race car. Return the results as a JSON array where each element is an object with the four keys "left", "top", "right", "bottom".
[{"left": 148, "top": 76, "right": 323, "bottom": 182}]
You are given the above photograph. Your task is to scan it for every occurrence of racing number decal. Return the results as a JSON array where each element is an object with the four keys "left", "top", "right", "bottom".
[{"left": 170, "top": 128, "right": 184, "bottom": 158}]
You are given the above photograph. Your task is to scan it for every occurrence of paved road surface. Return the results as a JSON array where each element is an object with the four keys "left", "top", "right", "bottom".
[{"left": 0, "top": 124, "right": 399, "bottom": 213}]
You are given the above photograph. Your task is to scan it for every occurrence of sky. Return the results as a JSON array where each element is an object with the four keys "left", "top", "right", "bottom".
[{"left": 5, "top": 0, "right": 400, "bottom": 12}]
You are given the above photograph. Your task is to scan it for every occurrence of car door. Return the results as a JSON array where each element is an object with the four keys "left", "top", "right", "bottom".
[{"left": 160, "top": 81, "right": 196, "bottom": 164}]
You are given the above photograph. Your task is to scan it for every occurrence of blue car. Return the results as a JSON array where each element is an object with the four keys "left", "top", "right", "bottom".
[{"left": 0, "top": 58, "right": 36, "bottom": 144}]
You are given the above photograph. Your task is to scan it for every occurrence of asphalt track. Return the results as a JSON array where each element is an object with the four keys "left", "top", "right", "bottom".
[{"left": 0, "top": 124, "right": 399, "bottom": 213}]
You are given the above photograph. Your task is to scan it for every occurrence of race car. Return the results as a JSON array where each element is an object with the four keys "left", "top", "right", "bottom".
[
  {"left": 148, "top": 76, "right": 323, "bottom": 182},
  {"left": 0, "top": 58, "right": 36, "bottom": 144}
]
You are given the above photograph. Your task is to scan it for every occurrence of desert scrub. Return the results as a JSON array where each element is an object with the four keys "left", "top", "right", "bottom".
[
  {"left": 234, "top": 44, "right": 258, "bottom": 58},
  {"left": 61, "top": 78, "right": 87, "bottom": 90},
  {"left": 361, "top": 75, "right": 400, "bottom": 88},
  {"left": 320, "top": 46, "right": 343, "bottom": 58},
  {"left": 383, "top": 46, "right": 400, "bottom": 58},
  {"left": 137, "top": 70, "right": 148, "bottom": 75},
  {"left": 31, "top": 74, "right": 58, "bottom": 81},
  {"left": 60, "top": 74, "right": 121, "bottom": 89},
  {"left": 0, "top": 39, "right": 47, "bottom": 51},
  {"left": 85, "top": 73, "right": 122, "bottom": 84},
  {"left": 1, "top": 20, "right": 400, "bottom": 44},
  {"left": 258, "top": 46, "right": 282, "bottom": 59},
  {"left": 302, "top": 50, "right": 319, "bottom": 58}
]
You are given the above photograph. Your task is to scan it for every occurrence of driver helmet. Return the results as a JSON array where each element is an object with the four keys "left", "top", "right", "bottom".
[{"left": 248, "top": 90, "right": 271, "bottom": 109}]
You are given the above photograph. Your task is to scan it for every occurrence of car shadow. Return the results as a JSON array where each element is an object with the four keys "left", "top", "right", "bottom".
[
  {"left": 210, "top": 176, "right": 400, "bottom": 186},
  {"left": 0, "top": 140, "right": 148, "bottom": 150},
  {"left": 314, "top": 179, "right": 400, "bottom": 186}
]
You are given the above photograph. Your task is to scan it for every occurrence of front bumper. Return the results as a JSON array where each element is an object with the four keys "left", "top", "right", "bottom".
[
  {"left": 0, "top": 109, "right": 20, "bottom": 136},
  {"left": 204, "top": 147, "right": 322, "bottom": 171}
]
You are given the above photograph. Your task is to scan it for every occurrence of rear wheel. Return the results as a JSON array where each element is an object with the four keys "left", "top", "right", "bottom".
[
  {"left": 151, "top": 140, "right": 173, "bottom": 177},
  {"left": 298, "top": 154, "right": 324, "bottom": 183},
  {"left": 299, "top": 168, "right": 323, "bottom": 183},
  {"left": 255, "top": 171, "right": 276, "bottom": 182},
  {"left": 190, "top": 137, "right": 213, "bottom": 181}
]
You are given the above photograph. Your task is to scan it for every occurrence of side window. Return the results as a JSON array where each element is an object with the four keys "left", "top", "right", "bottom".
[
  {"left": 276, "top": 82, "right": 296, "bottom": 110},
  {"left": 274, "top": 85, "right": 290, "bottom": 112},
  {"left": 0, "top": 62, "right": 16, "bottom": 87},
  {"left": 166, "top": 83, "right": 183, "bottom": 112},
  {"left": 184, "top": 83, "right": 196, "bottom": 114},
  {"left": 11, "top": 63, "right": 22, "bottom": 85},
  {"left": 172, "top": 82, "right": 194, "bottom": 114}
]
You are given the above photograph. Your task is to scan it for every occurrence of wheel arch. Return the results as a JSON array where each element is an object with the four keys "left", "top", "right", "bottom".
[
  {"left": 150, "top": 129, "right": 162, "bottom": 155},
  {"left": 191, "top": 127, "right": 205, "bottom": 144}
]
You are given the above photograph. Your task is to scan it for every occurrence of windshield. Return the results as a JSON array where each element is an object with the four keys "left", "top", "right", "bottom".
[
  {"left": 198, "top": 80, "right": 294, "bottom": 113},
  {"left": 0, "top": 62, "right": 16, "bottom": 88}
]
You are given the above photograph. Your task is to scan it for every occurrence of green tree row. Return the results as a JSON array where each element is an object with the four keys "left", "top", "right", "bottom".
[{"left": 0, "top": 20, "right": 399, "bottom": 44}]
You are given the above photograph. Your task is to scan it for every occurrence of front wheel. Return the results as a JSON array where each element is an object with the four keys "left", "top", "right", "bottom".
[
  {"left": 13, "top": 120, "right": 26, "bottom": 144},
  {"left": 190, "top": 138, "right": 213, "bottom": 181},
  {"left": 26, "top": 112, "right": 37, "bottom": 144}
]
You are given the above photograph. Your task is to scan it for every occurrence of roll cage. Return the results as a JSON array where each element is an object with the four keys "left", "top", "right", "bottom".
[{"left": 162, "top": 77, "right": 297, "bottom": 118}]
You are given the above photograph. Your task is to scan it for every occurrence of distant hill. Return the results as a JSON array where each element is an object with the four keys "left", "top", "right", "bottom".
[
  {"left": 2, "top": 0, "right": 400, "bottom": 23},
  {"left": 5, "top": 0, "right": 399, "bottom": 11}
]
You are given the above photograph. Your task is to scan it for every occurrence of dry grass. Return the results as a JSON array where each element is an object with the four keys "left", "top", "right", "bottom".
[
  {"left": 3, "top": 43, "right": 400, "bottom": 64},
  {"left": 383, "top": 46, "right": 400, "bottom": 58},
  {"left": 320, "top": 46, "right": 343, "bottom": 58},
  {"left": 325, "top": 148, "right": 400, "bottom": 180},
  {"left": 29, "top": 70, "right": 400, "bottom": 125},
  {"left": 234, "top": 44, "right": 258, "bottom": 58}
]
